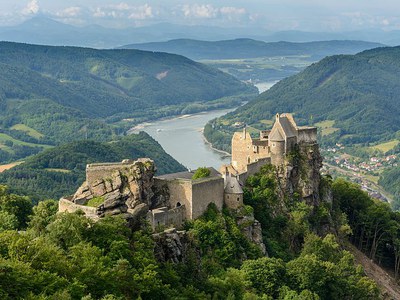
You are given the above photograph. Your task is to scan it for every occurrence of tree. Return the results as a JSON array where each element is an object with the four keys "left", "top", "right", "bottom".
[
  {"left": 192, "top": 167, "right": 211, "bottom": 180},
  {"left": 0, "top": 185, "right": 33, "bottom": 229},
  {"left": 28, "top": 199, "right": 58, "bottom": 236},
  {"left": 241, "top": 257, "right": 286, "bottom": 297}
]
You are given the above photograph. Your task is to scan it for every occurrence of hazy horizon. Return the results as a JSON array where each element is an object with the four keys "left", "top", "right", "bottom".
[{"left": 1, "top": 0, "right": 400, "bottom": 33}]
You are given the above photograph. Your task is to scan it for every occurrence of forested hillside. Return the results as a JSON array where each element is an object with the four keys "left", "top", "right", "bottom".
[
  {"left": 2, "top": 166, "right": 399, "bottom": 298},
  {"left": 122, "top": 38, "right": 383, "bottom": 60},
  {"left": 0, "top": 42, "right": 256, "bottom": 163},
  {"left": 0, "top": 132, "right": 186, "bottom": 200},
  {"left": 205, "top": 46, "right": 400, "bottom": 152}
]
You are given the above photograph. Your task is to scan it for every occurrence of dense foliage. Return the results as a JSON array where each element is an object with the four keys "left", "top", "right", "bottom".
[
  {"left": 332, "top": 178, "right": 400, "bottom": 279},
  {"left": 0, "top": 183, "right": 381, "bottom": 299},
  {"left": 379, "top": 167, "right": 400, "bottom": 210},
  {"left": 0, "top": 132, "right": 186, "bottom": 200},
  {"left": 205, "top": 46, "right": 400, "bottom": 151}
]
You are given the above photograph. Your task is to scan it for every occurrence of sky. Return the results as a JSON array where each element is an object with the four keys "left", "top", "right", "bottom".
[{"left": 0, "top": 0, "right": 399, "bottom": 31}]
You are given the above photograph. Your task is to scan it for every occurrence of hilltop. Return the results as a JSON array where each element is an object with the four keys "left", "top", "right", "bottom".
[
  {"left": 205, "top": 46, "right": 400, "bottom": 151},
  {"left": 0, "top": 132, "right": 186, "bottom": 200},
  {"left": 121, "top": 38, "right": 383, "bottom": 60},
  {"left": 0, "top": 42, "right": 256, "bottom": 163}
]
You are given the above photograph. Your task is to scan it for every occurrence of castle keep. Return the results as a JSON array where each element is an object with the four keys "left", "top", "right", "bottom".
[
  {"left": 59, "top": 113, "right": 318, "bottom": 231},
  {"left": 231, "top": 113, "right": 317, "bottom": 173}
]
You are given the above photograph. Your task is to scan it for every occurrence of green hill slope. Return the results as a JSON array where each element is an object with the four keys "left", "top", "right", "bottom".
[
  {"left": 0, "top": 132, "right": 186, "bottom": 200},
  {"left": 205, "top": 46, "right": 400, "bottom": 151},
  {"left": 0, "top": 42, "right": 256, "bottom": 162}
]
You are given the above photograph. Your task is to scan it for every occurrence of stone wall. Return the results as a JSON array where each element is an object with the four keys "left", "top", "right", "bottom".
[
  {"left": 58, "top": 198, "right": 99, "bottom": 220},
  {"left": 246, "top": 157, "right": 271, "bottom": 177},
  {"left": 297, "top": 127, "right": 317, "bottom": 143},
  {"left": 271, "top": 140, "right": 285, "bottom": 166},
  {"left": 224, "top": 193, "right": 243, "bottom": 209},
  {"left": 192, "top": 177, "right": 224, "bottom": 219},
  {"left": 86, "top": 160, "right": 134, "bottom": 185},
  {"left": 155, "top": 178, "right": 193, "bottom": 220},
  {"left": 231, "top": 131, "right": 253, "bottom": 172},
  {"left": 147, "top": 205, "right": 186, "bottom": 230}
]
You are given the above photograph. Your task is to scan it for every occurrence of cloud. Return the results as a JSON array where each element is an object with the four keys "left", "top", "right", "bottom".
[
  {"left": 56, "top": 7, "right": 82, "bottom": 18},
  {"left": 182, "top": 4, "right": 218, "bottom": 19},
  {"left": 22, "top": 0, "right": 39, "bottom": 15},
  {"left": 181, "top": 4, "right": 248, "bottom": 21},
  {"left": 92, "top": 3, "right": 154, "bottom": 20},
  {"left": 220, "top": 7, "right": 246, "bottom": 16},
  {"left": 128, "top": 4, "right": 153, "bottom": 20}
]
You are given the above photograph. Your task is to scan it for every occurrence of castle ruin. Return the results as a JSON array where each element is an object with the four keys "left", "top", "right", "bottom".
[{"left": 59, "top": 113, "right": 318, "bottom": 231}]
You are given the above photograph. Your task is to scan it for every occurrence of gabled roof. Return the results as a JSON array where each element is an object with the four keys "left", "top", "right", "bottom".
[
  {"left": 269, "top": 113, "right": 297, "bottom": 141},
  {"left": 279, "top": 116, "right": 297, "bottom": 138}
]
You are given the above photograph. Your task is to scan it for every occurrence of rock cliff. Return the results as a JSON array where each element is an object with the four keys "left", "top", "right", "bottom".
[
  {"left": 71, "top": 159, "right": 156, "bottom": 226},
  {"left": 278, "top": 142, "right": 323, "bottom": 206}
]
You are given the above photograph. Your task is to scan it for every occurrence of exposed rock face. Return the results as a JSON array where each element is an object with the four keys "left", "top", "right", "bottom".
[
  {"left": 153, "top": 228, "right": 192, "bottom": 263},
  {"left": 237, "top": 213, "right": 267, "bottom": 256},
  {"left": 71, "top": 159, "right": 156, "bottom": 224},
  {"left": 279, "top": 142, "right": 323, "bottom": 206}
]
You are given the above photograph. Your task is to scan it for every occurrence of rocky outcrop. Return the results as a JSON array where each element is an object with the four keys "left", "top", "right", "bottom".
[
  {"left": 153, "top": 228, "right": 192, "bottom": 263},
  {"left": 237, "top": 213, "right": 267, "bottom": 256},
  {"left": 279, "top": 142, "right": 323, "bottom": 206},
  {"left": 70, "top": 159, "right": 156, "bottom": 225}
]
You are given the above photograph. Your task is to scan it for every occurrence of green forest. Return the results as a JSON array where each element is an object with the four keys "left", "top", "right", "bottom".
[
  {"left": 205, "top": 46, "right": 400, "bottom": 150},
  {"left": 2, "top": 164, "right": 400, "bottom": 299},
  {"left": 0, "top": 132, "right": 186, "bottom": 201},
  {"left": 0, "top": 42, "right": 257, "bottom": 163}
]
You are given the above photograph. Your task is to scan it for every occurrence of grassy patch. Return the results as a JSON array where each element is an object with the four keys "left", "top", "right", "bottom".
[
  {"left": 260, "top": 119, "right": 273, "bottom": 126},
  {"left": 85, "top": 197, "right": 104, "bottom": 207},
  {"left": 10, "top": 124, "right": 44, "bottom": 139},
  {"left": 315, "top": 120, "right": 340, "bottom": 136},
  {"left": 0, "top": 133, "right": 52, "bottom": 149},
  {"left": 45, "top": 168, "right": 71, "bottom": 173},
  {"left": 370, "top": 140, "right": 399, "bottom": 153}
]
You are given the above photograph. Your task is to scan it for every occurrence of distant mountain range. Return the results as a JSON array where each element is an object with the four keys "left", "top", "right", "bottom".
[
  {"left": 1, "top": 16, "right": 400, "bottom": 48},
  {"left": 120, "top": 38, "right": 384, "bottom": 60},
  {"left": 204, "top": 46, "right": 400, "bottom": 151}
]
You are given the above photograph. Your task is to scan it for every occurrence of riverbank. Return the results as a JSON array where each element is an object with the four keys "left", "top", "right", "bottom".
[
  {"left": 127, "top": 108, "right": 235, "bottom": 170},
  {"left": 200, "top": 129, "right": 231, "bottom": 157}
]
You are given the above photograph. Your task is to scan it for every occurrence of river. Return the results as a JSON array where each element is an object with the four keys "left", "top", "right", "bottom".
[{"left": 130, "top": 81, "right": 277, "bottom": 170}]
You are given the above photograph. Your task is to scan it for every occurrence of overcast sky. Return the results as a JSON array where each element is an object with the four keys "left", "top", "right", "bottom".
[{"left": 1, "top": 0, "right": 399, "bottom": 31}]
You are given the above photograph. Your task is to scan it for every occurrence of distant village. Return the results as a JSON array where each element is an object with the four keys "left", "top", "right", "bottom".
[{"left": 321, "top": 143, "right": 398, "bottom": 203}]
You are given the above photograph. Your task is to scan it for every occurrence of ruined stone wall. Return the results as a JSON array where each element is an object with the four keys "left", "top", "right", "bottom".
[
  {"left": 246, "top": 157, "right": 271, "bottom": 177},
  {"left": 232, "top": 131, "right": 270, "bottom": 172},
  {"left": 147, "top": 205, "right": 186, "bottom": 230},
  {"left": 86, "top": 161, "right": 133, "bottom": 185},
  {"left": 58, "top": 198, "right": 99, "bottom": 220},
  {"left": 297, "top": 127, "right": 317, "bottom": 143},
  {"left": 158, "top": 179, "right": 193, "bottom": 220},
  {"left": 231, "top": 131, "right": 253, "bottom": 172},
  {"left": 192, "top": 177, "right": 224, "bottom": 219}
]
